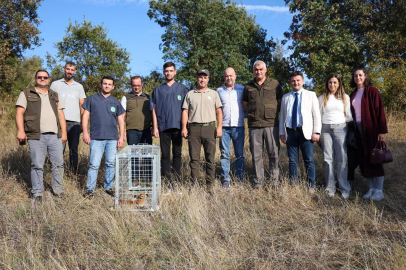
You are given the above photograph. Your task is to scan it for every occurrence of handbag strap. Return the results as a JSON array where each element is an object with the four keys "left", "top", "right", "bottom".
[{"left": 374, "top": 140, "right": 383, "bottom": 150}]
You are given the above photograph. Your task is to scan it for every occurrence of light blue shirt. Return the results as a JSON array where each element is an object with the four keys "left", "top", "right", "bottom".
[
  {"left": 217, "top": 84, "right": 245, "bottom": 127},
  {"left": 285, "top": 89, "right": 303, "bottom": 128}
]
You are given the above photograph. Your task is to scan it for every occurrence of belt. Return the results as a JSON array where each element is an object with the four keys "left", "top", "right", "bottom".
[
  {"left": 189, "top": 122, "right": 215, "bottom": 127},
  {"left": 287, "top": 127, "right": 302, "bottom": 132}
]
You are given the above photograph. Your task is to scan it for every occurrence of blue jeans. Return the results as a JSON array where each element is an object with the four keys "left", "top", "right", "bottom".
[
  {"left": 127, "top": 129, "right": 152, "bottom": 145},
  {"left": 86, "top": 140, "right": 117, "bottom": 192},
  {"left": 219, "top": 127, "right": 245, "bottom": 182},
  {"left": 286, "top": 129, "right": 316, "bottom": 188}
]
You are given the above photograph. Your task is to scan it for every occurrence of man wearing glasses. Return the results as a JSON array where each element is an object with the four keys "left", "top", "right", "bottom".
[
  {"left": 120, "top": 76, "right": 152, "bottom": 145},
  {"left": 15, "top": 70, "right": 68, "bottom": 202}
]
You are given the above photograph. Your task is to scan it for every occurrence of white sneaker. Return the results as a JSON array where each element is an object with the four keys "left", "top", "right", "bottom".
[
  {"left": 326, "top": 190, "right": 335, "bottom": 197},
  {"left": 371, "top": 190, "right": 384, "bottom": 201},
  {"left": 342, "top": 193, "right": 350, "bottom": 199},
  {"left": 362, "top": 188, "right": 374, "bottom": 199}
]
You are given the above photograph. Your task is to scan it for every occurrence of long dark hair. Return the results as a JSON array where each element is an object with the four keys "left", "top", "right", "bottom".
[
  {"left": 322, "top": 74, "right": 348, "bottom": 115},
  {"left": 350, "top": 66, "right": 372, "bottom": 88}
]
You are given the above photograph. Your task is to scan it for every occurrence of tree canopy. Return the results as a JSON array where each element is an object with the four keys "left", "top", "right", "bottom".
[
  {"left": 284, "top": 0, "right": 406, "bottom": 109},
  {"left": 148, "top": 0, "right": 291, "bottom": 87},
  {"left": 0, "top": 0, "right": 43, "bottom": 95},
  {"left": 51, "top": 19, "right": 131, "bottom": 93}
]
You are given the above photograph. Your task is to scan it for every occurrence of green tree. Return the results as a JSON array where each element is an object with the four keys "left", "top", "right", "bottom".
[
  {"left": 0, "top": 0, "right": 43, "bottom": 95},
  {"left": 148, "top": 0, "right": 290, "bottom": 87},
  {"left": 284, "top": 0, "right": 406, "bottom": 99},
  {"left": 284, "top": 0, "right": 362, "bottom": 93},
  {"left": 10, "top": 55, "right": 42, "bottom": 95},
  {"left": 142, "top": 70, "right": 164, "bottom": 95},
  {"left": 52, "top": 19, "right": 131, "bottom": 93}
]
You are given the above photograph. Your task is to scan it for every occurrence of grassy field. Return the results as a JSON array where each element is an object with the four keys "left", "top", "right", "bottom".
[{"left": 0, "top": 105, "right": 406, "bottom": 269}]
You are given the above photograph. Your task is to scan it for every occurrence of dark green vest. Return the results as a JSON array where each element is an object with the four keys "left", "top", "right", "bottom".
[
  {"left": 23, "top": 88, "right": 61, "bottom": 139},
  {"left": 125, "top": 92, "right": 152, "bottom": 131},
  {"left": 245, "top": 77, "right": 282, "bottom": 128}
]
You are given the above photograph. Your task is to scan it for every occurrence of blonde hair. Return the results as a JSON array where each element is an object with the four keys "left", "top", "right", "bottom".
[{"left": 322, "top": 74, "right": 347, "bottom": 115}]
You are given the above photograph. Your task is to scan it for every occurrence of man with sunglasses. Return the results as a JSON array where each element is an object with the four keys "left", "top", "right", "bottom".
[
  {"left": 50, "top": 62, "right": 86, "bottom": 174},
  {"left": 16, "top": 70, "right": 68, "bottom": 202}
]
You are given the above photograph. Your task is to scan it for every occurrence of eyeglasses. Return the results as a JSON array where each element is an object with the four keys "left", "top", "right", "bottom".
[{"left": 36, "top": 76, "right": 49, "bottom": 80}]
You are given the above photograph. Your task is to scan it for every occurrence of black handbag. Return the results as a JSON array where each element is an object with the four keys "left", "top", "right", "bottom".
[{"left": 370, "top": 141, "right": 393, "bottom": 165}]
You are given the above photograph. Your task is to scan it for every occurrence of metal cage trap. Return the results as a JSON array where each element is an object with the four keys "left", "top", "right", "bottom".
[{"left": 115, "top": 145, "right": 161, "bottom": 211}]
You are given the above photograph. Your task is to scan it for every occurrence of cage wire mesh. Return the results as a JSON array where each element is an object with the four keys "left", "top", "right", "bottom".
[{"left": 115, "top": 145, "right": 161, "bottom": 211}]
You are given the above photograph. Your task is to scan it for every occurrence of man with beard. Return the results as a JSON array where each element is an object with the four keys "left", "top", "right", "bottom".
[
  {"left": 181, "top": 69, "right": 222, "bottom": 188},
  {"left": 16, "top": 70, "right": 68, "bottom": 202},
  {"left": 216, "top": 67, "right": 245, "bottom": 188},
  {"left": 151, "top": 62, "right": 189, "bottom": 181},
  {"left": 50, "top": 62, "right": 86, "bottom": 174}
]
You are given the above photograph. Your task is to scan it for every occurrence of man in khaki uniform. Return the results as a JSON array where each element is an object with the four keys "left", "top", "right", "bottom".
[
  {"left": 16, "top": 70, "right": 67, "bottom": 202},
  {"left": 181, "top": 69, "right": 223, "bottom": 187},
  {"left": 243, "top": 60, "right": 283, "bottom": 189}
]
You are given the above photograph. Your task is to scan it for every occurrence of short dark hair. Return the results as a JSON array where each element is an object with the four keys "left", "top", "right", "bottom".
[
  {"left": 65, "top": 61, "right": 76, "bottom": 68},
  {"left": 350, "top": 66, "right": 372, "bottom": 88},
  {"left": 130, "top": 76, "right": 143, "bottom": 84},
  {"left": 163, "top": 62, "right": 176, "bottom": 70},
  {"left": 35, "top": 69, "right": 50, "bottom": 78},
  {"left": 101, "top": 76, "right": 115, "bottom": 85},
  {"left": 290, "top": 71, "right": 304, "bottom": 80}
]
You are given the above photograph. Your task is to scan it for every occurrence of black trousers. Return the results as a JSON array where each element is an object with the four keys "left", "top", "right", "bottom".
[
  {"left": 159, "top": 128, "right": 183, "bottom": 179},
  {"left": 63, "top": 121, "right": 81, "bottom": 174}
]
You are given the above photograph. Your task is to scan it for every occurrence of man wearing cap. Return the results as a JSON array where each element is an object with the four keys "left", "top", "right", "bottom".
[
  {"left": 217, "top": 67, "right": 245, "bottom": 188},
  {"left": 120, "top": 76, "right": 152, "bottom": 145},
  {"left": 50, "top": 61, "right": 86, "bottom": 174},
  {"left": 151, "top": 62, "right": 189, "bottom": 180},
  {"left": 243, "top": 60, "right": 283, "bottom": 189},
  {"left": 181, "top": 69, "right": 223, "bottom": 188}
]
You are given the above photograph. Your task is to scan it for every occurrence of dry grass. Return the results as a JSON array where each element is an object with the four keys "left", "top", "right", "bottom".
[{"left": 0, "top": 112, "right": 406, "bottom": 269}]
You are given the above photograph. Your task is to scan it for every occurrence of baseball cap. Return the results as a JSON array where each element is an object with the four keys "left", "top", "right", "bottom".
[{"left": 197, "top": 69, "right": 210, "bottom": 76}]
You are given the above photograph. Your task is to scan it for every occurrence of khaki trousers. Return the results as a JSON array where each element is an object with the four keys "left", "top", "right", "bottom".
[{"left": 188, "top": 125, "right": 217, "bottom": 185}]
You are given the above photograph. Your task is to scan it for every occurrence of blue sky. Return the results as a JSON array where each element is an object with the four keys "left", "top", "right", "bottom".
[{"left": 24, "top": 0, "right": 293, "bottom": 76}]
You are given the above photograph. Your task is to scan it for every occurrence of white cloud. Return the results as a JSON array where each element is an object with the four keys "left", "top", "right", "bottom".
[{"left": 242, "top": 5, "right": 289, "bottom": 12}]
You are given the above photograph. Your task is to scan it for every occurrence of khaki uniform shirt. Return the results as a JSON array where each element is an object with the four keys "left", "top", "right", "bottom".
[
  {"left": 182, "top": 89, "right": 222, "bottom": 123},
  {"left": 16, "top": 90, "right": 65, "bottom": 134}
]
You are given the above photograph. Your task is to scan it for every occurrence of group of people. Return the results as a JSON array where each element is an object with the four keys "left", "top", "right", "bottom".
[{"left": 15, "top": 60, "right": 388, "bottom": 202}]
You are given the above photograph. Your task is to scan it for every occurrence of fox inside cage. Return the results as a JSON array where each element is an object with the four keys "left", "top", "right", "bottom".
[{"left": 115, "top": 145, "right": 161, "bottom": 211}]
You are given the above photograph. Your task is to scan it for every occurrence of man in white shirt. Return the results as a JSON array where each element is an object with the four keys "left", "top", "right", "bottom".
[
  {"left": 50, "top": 62, "right": 86, "bottom": 174},
  {"left": 217, "top": 67, "right": 245, "bottom": 188},
  {"left": 279, "top": 71, "right": 321, "bottom": 188}
]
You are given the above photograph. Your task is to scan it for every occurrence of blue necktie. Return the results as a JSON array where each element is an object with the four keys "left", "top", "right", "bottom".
[{"left": 292, "top": 93, "right": 298, "bottom": 129}]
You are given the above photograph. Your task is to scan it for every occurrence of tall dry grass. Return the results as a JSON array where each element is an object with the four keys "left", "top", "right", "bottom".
[{"left": 0, "top": 111, "right": 406, "bottom": 269}]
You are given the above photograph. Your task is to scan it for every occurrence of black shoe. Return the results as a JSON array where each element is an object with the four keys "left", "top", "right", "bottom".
[
  {"left": 104, "top": 189, "right": 114, "bottom": 197},
  {"left": 52, "top": 191, "right": 64, "bottom": 199},
  {"left": 33, "top": 195, "right": 42, "bottom": 204},
  {"left": 85, "top": 190, "right": 95, "bottom": 199}
]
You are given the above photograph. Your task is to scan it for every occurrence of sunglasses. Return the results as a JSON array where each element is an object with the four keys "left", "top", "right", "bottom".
[{"left": 36, "top": 76, "right": 49, "bottom": 80}]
